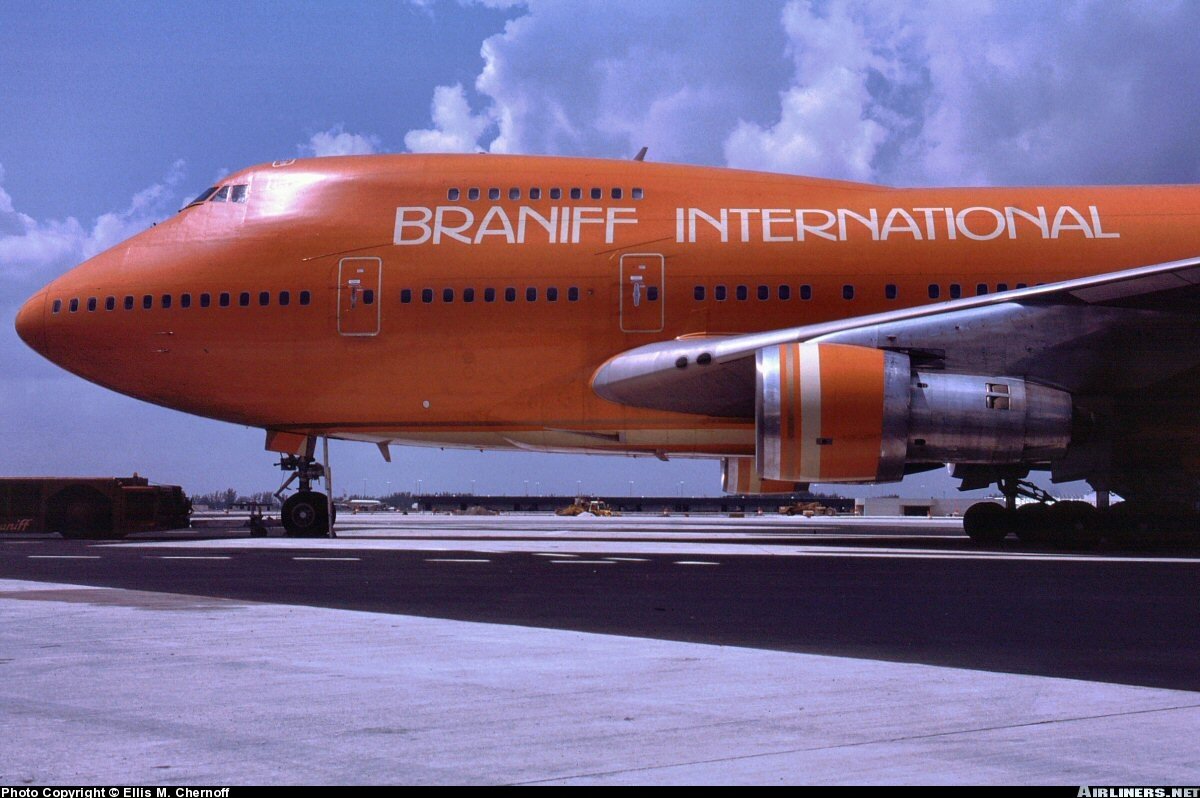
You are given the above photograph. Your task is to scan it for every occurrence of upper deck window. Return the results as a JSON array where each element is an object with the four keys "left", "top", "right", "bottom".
[
  {"left": 590, "top": 187, "right": 602, "bottom": 200},
  {"left": 529, "top": 188, "right": 542, "bottom": 200},
  {"left": 488, "top": 188, "right": 500, "bottom": 200},
  {"left": 570, "top": 188, "right": 582, "bottom": 200},
  {"left": 550, "top": 188, "right": 562, "bottom": 200},
  {"left": 447, "top": 188, "right": 460, "bottom": 201},
  {"left": 509, "top": 187, "right": 520, "bottom": 200},
  {"left": 468, "top": 188, "right": 480, "bottom": 201},
  {"left": 632, "top": 187, "right": 644, "bottom": 200}
]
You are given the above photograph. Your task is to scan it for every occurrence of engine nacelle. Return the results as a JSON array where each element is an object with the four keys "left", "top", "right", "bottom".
[
  {"left": 756, "top": 343, "right": 1073, "bottom": 483},
  {"left": 721, "top": 457, "right": 808, "bottom": 494}
]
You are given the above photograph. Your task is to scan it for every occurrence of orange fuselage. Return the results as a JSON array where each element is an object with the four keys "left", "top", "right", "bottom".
[{"left": 17, "top": 154, "right": 1200, "bottom": 458}]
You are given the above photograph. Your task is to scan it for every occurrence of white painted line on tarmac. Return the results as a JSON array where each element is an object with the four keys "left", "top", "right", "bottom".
[
  {"left": 292, "top": 557, "right": 361, "bottom": 561},
  {"left": 27, "top": 555, "right": 100, "bottom": 559},
  {"left": 534, "top": 552, "right": 577, "bottom": 557},
  {"left": 675, "top": 560, "right": 720, "bottom": 566},
  {"left": 426, "top": 558, "right": 491, "bottom": 563},
  {"left": 550, "top": 560, "right": 615, "bottom": 565},
  {"left": 606, "top": 557, "right": 649, "bottom": 562},
  {"left": 156, "top": 556, "right": 232, "bottom": 560}
]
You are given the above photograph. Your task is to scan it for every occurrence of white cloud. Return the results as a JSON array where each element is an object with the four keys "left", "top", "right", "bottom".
[
  {"left": 301, "top": 126, "right": 381, "bottom": 157},
  {"left": 0, "top": 159, "right": 186, "bottom": 280},
  {"left": 404, "top": 83, "right": 493, "bottom": 153}
]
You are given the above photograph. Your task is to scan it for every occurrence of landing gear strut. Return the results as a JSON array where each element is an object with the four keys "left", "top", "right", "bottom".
[
  {"left": 273, "top": 448, "right": 337, "bottom": 538},
  {"left": 962, "top": 472, "right": 1099, "bottom": 548}
]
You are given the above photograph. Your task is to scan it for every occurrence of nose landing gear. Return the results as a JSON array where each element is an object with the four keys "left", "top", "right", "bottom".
[{"left": 273, "top": 446, "right": 337, "bottom": 538}]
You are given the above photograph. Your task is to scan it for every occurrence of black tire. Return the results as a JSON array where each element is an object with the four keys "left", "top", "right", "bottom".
[
  {"left": 1046, "top": 501, "right": 1101, "bottom": 549},
  {"left": 1014, "top": 502, "right": 1053, "bottom": 544},
  {"left": 46, "top": 486, "right": 116, "bottom": 540},
  {"left": 282, "top": 491, "right": 330, "bottom": 537},
  {"left": 963, "top": 501, "right": 1010, "bottom": 544}
]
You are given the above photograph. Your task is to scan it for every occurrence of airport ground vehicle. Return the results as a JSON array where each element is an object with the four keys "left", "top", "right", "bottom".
[
  {"left": 0, "top": 476, "right": 191, "bottom": 539},
  {"left": 555, "top": 498, "right": 616, "bottom": 517}
]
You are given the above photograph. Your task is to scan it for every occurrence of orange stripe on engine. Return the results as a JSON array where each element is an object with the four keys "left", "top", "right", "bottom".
[{"left": 816, "top": 344, "right": 885, "bottom": 480}]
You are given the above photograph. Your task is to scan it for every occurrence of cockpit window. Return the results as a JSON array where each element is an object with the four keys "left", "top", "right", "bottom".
[
  {"left": 211, "top": 186, "right": 230, "bottom": 202},
  {"left": 230, "top": 184, "right": 248, "bottom": 203},
  {"left": 184, "top": 186, "right": 218, "bottom": 209}
]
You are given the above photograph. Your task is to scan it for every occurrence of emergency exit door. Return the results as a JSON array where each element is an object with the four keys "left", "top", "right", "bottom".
[
  {"left": 619, "top": 253, "right": 664, "bottom": 333},
  {"left": 338, "top": 257, "right": 381, "bottom": 336}
]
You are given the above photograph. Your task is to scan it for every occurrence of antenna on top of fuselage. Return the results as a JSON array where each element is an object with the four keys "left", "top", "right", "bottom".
[{"left": 633, "top": 146, "right": 648, "bottom": 162}]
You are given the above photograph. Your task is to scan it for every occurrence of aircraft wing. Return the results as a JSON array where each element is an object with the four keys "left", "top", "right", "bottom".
[{"left": 592, "top": 255, "right": 1200, "bottom": 418}]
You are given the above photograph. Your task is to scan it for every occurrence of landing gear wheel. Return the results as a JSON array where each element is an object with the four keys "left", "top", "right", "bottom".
[
  {"left": 1014, "top": 502, "right": 1053, "bottom": 544},
  {"left": 1046, "top": 500, "right": 1101, "bottom": 549},
  {"left": 963, "top": 501, "right": 1010, "bottom": 544},
  {"left": 282, "top": 491, "right": 330, "bottom": 538}
]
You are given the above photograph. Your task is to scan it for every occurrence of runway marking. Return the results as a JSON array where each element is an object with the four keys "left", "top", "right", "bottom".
[
  {"left": 675, "top": 560, "right": 720, "bottom": 566},
  {"left": 156, "top": 556, "right": 232, "bottom": 560},
  {"left": 534, "top": 552, "right": 577, "bottom": 557},
  {"left": 550, "top": 560, "right": 615, "bottom": 565},
  {"left": 606, "top": 557, "right": 649, "bottom": 562},
  {"left": 292, "top": 557, "right": 361, "bottom": 561},
  {"left": 425, "top": 558, "right": 490, "bottom": 563},
  {"left": 27, "top": 555, "right": 100, "bottom": 560}
]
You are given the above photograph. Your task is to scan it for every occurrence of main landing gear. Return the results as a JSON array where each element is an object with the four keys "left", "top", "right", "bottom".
[
  {"left": 962, "top": 475, "right": 1102, "bottom": 548},
  {"left": 274, "top": 453, "right": 337, "bottom": 538}
]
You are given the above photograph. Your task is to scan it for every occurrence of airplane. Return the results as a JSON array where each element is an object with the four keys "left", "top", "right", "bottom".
[{"left": 14, "top": 153, "right": 1200, "bottom": 544}]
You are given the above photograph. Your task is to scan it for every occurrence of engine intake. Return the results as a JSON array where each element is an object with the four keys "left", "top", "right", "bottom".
[{"left": 756, "top": 343, "right": 1072, "bottom": 483}]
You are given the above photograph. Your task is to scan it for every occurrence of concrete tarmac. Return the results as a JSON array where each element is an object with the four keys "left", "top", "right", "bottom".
[{"left": 3, "top": 513, "right": 1199, "bottom": 784}]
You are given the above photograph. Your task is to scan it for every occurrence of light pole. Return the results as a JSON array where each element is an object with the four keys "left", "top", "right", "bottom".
[
  {"left": 629, "top": 480, "right": 634, "bottom": 497},
  {"left": 576, "top": 479, "right": 582, "bottom": 497},
  {"left": 471, "top": 479, "right": 476, "bottom": 496},
  {"left": 524, "top": 480, "right": 529, "bottom": 496},
  {"left": 678, "top": 481, "right": 685, "bottom": 497}
]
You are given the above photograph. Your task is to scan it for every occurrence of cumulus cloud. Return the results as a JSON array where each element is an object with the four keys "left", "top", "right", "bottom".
[
  {"left": 301, "top": 126, "right": 381, "bottom": 157},
  {"left": 0, "top": 159, "right": 187, "bottom": 280},
  {"left": 404, "top": 0, "right": 1200, "bottom": 188},
  {"left": 404, "top": 83, "right": 493, "bottom": 153}
]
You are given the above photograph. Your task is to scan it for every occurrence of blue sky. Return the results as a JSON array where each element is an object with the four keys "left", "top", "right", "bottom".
[{"left": 3, "top": 0, "right": 1200, "bottom": 498}]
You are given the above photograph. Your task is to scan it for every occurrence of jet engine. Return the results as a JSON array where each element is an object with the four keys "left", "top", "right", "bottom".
[{"left": 756, "top": 343, "right": 1073, "bottom": 483}]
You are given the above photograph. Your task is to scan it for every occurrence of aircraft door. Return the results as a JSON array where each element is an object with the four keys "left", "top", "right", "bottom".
[
  {"left": 619, "top": 253, "right": 664, "bottom": 333},
  {"left": 338, "top": 257, "right": 382, "bottom": 336}
]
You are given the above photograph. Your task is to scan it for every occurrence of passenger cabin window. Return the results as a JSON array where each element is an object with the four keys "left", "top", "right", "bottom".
[
  {"left": 550, "top": 188, "right": 562, "bottom": 200},
  {"left": 52, "top": 300, "right": 62, "bottom": 313},
  {"left": 259, "top": 291, "right": 270, "bottom": 306},
  {"left": 464, "top": 288, "right": 475, "bottom": 303},
  {"left": 488, "top": 188, "right": 500, "bottom": 200},
  {"left": 694, "top": 286, "right": 705, "bottom": 301},
  {"left": 529, "top": 188, "right": 542, "bottom": 200},
  {"left": 647, "top": 286, "right": 658, "bottom": 301},
  {"left": 715, "top": 285, "right": 727, "bottom": 301},
  {"left": 219, "top": 293, "right": 231, "bottom": 307},
  {"left": 976, "top": 283, "right": 988, "bottom": 295},
  {"left": 400, "top": 289, "right": 412, "bottom": 304},
  {"left": 239, "top": 292, "right": 250, "bottom": 307},
  {"left": 928, "top": 284, "right": 941, "bottom": 299},
  {"left": 443, "top": 288, "right": 454, "bottom": 303},
  {"left": 736, "top": 285, "right": 748, "bottom": 301},
  {"left": 886, "top": 284, "right": 898, "bottom": 300},
  {"left": 69, "top": 299, "right": 79, "bottom": 312},
  {"left": 143, "top": 295, "right": 153, "bottom": 310},
  {"left": 509, "top": 187, "right": 520, "bottom": 200},
  {"left": 467, "top": 188, "right": 480, "bottom": 201},
  {"left": 421, "top": 289, "right": 433, "bottom": 304},
  {"left": 997, "top": 283, "right": 1009, "bottom": 292},
  {"left": 778, "top": 285, "right": 791, "bottom": 300},
  {"left": 949, "top": 284, "right": 962, "bottom": 299},
  {"left": 800, "top": 285, "right": 812, "bottom": 300},
  {"left": 590, "top": 187, "right": 602, "bottom": 200},
  {"left": 447, "top": 188, "right": 460, "bottom": 201},
  {"left": 180, "top": 294, "right": 191, "bottom": 309},
  {"left": 87, "top": 298, "right": 97, "bottom": 312},
  {"left": 526, "top": 287, "right": 537, "bottom": 302},
  {"left": 105, "top": 296, "right": 115, "bottom": 311},
  {"left": 279, "top": 291, "right": 290, "bottom": 306},
  {"left": 200, "top": 293, "right": 211, "bottom": 308},
  {"left": 570, "top": 188, "right": 582, "bottom": 200},
  {"left": 612, "top": 188, "right": 622, "bottom": 200},
  {"left": 484, "top": 288, "right": 496, "bottom": 302},
  {"left": 161, "top": 294, "right": 172, "bottom": 309},
  {"left": 505, "top": 287, "right": 516, "bottom": 302},
  {"left": 546, "top": 287, "right": 558, "bottom": 302},
  {"left": 632, "top": 188, "right": 644, "bottom": 200},
  {"left": 124, "top": 296, "right": 134, "bottom": 310},
  {"left": 757, "top": 285, "right": 769, "bottom": 301},
  {"left": 567, "top": 287, "right": 579, "bottom": 302},
  {"left": 843, "top": 285, "right": 855, "bottom": 300},
  {"left": 230, "top": 185, "right": 248, "bottom": 203},
  {"left": 1016, "top": 283, "right": 1027, "bottom": 289},
  {"left": 299, "top": 291, "right": 311, "bottom": 306}
]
